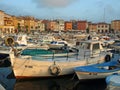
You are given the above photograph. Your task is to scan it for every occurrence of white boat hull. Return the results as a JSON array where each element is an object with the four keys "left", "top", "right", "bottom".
[
  {"left": 10, "top": 52, "right": 105, "bottom": 78},
  {"left": 9, "top": 40, "right": 111, "bottom": 78},
  {"left": 75, "top": 70, "right": 120, "bottom": 80}
]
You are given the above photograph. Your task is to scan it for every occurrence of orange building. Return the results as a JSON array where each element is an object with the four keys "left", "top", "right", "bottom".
[
  {"left": 48, "top": 21, "right": 57, "bottom": 31},
  {"left": 64, "top": 21, "right": 72, "bottom": 30},
  {"left": 77, "top": 21, "right": 88, "bottom": 32},
  {"left": 24, "top": 16, "right": 36, "bottom": 33}
]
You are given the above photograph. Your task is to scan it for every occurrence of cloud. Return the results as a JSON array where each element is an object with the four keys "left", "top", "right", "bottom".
[{"left": 32, "top": 0, "right": 79, "bottom": 8}]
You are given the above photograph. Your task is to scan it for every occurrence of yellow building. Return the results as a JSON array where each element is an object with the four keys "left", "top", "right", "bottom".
[
  {"left": 88, "top": 22, "right": 97, "bottom": 32},
  {"left": 36, "top": 20, "right": 45, "bottom": 32},
  {"left": 24, "top": 16, "right": 36, "bottom": 33},
  {"left": 12, "top": 16, "right": 18, "bottom": 32},
  {"left": 0, "top": 10, "right": 4, "bottom": 34},
  {"left": 3, "top": 13, "right": 14, "bottom": 34},
  {"left": 0, "top": 10, "right": 15, "bottom": 34}
]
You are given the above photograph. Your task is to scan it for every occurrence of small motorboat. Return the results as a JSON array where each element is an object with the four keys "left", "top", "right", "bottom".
[{"left": 74, "top": 59, "right": 120, "bottom": 80}]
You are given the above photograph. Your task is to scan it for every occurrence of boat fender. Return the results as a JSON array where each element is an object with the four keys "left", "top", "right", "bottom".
[
  {"left": 105, "top": 55, "right": 111, "bottom": 62},
  {"left": 5, "top": 37, "right": 14, "bottom": 46},
  {"left": 117, "top": 59, "right": 120, "bottom": 63},
  {"left": 49, "top": 65, "right": 61, "bottom": 76}
]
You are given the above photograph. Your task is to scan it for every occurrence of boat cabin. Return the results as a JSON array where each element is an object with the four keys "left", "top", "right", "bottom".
[{"left": 78, "top": 40, "right": 104, "bottom": 57}]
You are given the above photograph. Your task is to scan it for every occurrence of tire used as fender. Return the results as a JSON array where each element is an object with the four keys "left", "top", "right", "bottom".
[
  {"left": 49, "top": 65, "right": 61, "bottom": 76},
  {"left": 105, "top": 55, "right": 111, "bottom": 62}
]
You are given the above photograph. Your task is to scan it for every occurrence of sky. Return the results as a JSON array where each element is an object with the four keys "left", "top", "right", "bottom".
[{"left": 0, "top": 0, "right": 120, "bottom": 23}]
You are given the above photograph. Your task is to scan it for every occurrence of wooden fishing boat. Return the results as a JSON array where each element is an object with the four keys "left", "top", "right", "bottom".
[{"left": 6, "top": 37, "right": 113, "bottom": 78}]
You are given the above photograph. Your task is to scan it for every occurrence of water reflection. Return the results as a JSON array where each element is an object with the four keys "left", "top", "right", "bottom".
[{"left": 14, "top": 75, "right": 107, "bottom": 90}]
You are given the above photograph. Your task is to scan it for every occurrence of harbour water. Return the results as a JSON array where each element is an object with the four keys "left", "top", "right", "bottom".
[{"left": 14, "top": 75, "right": 107, "bottom": 90}]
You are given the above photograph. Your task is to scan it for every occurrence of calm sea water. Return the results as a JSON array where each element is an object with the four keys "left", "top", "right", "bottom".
[{"left": 14, "top": 75, "right": 107, "bottom": 90}]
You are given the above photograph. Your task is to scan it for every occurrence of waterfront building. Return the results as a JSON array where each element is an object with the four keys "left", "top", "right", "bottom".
[
  {"left": 12, "top": 16, "right": 19, "bottom": 33},
  {"left": 64, "top": 21, "right": 72, "bottom": 30},
  {"left": 111, "top": 20, "right": 120, "bottom": 33},
  {"left": 3, "top": 13, "right": 14, "bottom": 34},
  {"left": 97, "top": 22, "right": 110, "bottom": 33},
  {"left": 41, "top": 20, "right": 49, "bottom": 31},
  {"left": 24, "top": 16, "right": 36, "bottom": 33},
  {"left": 17, "top": 16, "right": 25, "bottom": 33},
  {"left": 46, "top": 20, "right": 57, "bottom": 31},
  {"left": 1, "top": 9, "right": 120, "bottom": 34},
  {"left": 88, "top": 22, "right": 97, "bottom": 33},
  {"left": 0, "top": 10, "right": 14, "bottom": 34},
  {"left": 72, "top": 20, "right": 77, "bottom": 30},
  {"left": 0, "top": 10, "right": 4, "bottom": 26},
  {"left": 56, "top": 19, "right": 65, "bottom": 31},
  {"left": 36, "top": 20, "right": 45, "bottom": 32},
  {"left": 0, "top": 10, "right": 4, "bottom": 34},
  {"left": 77, "top": 21, "right": 88, "bottom": 32}
]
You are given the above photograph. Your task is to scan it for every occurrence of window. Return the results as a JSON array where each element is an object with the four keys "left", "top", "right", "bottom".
[
  {"left": 93, "top": 43, "right": 99, "bottom": 50},
  {"left": 80, "top": 43, "right": 90, "bottom": 49},
  {"left": 58, "top": 42, "right": 65, "bottom": 44}
]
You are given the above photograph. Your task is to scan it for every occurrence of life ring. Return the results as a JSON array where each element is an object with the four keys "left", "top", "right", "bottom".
[
  {"left": 49, "top": 65, "right": 61, "bottom": 76},
  {"left": 5, "top": 37, "right": 14, "bottom": 46},
  {"left": 105, "top": 55, "right": 111, "bottom": 62}
]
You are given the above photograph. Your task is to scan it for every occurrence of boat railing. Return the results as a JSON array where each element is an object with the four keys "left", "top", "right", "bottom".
[
  {"left": 24, "top": 51, "right": 79, "bottom": 61},
  {"left": 84, "top": 50, "right": 103, "bottom": 59},
  {"left": 51, "top": 51, "right": 78, "bottom": 61}
]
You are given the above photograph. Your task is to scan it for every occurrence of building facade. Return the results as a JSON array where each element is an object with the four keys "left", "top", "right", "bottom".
[
  {"left": 56, "top": 19, "right": 64, "bottom": 31},
  {"left": 0, "top": 10, "right": 4, "bottom": 34},
  {"left": 77, "top": 21, "right": 88, "bottom": 32},
  {"left": 111, "top": 20, "right": 120, "bottom": 33},
  {"left": 97, "top": 22, "right": 110, "bottom": 33},
  {"left": 88, "top": 22, "right": 97, "bottom": 32},
  {"left": 64, "top": 21, "right": 72, "bottom": 30},
  {"left": 3, "top": 13, "right": 14, "bottom": 33}
]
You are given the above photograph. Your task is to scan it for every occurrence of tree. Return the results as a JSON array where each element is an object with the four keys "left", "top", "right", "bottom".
[
  {"left": 17, "top": 23, "right": 21, "bottom": 33},
  {"left": 111, "top": 29, "right": 114, "bottom": 33},
  {"left": 25, "top": 25, "right": 28, "bottom": 33},
  {"left": 86, "top": 28, "right": 90, "bottom": 34}
]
